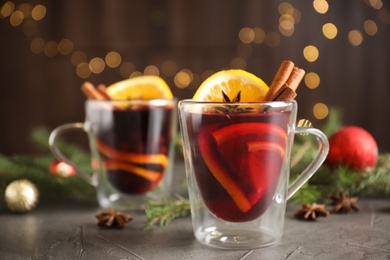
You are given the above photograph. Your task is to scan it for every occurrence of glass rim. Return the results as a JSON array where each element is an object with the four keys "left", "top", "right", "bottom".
[
  {"left": 86, "top": 98, "right": 177, "bottom": 105},
  {"left": 178, "top": 99, "right": 296, "bottom": 106}
]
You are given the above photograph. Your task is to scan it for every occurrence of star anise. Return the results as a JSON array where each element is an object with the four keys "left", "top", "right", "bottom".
[
  {"left": 294, "top": 203, "right": 330, "bottom": 221},
  {"left": 215, "top": 90, "right": 256, "bottom": 113},
  {"left": 330, "top": 191, "right": 360, "bottom": 214},
  {"left": 96, "top": 208, "right": 133, "bottom": 229}
]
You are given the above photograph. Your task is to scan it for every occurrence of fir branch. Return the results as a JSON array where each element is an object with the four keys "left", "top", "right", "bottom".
[
  {"left": 144, "top": 194, "right": 191, "bottom": 229},
  {"left": 289, "top": 183, "right": 322, "bottom": 204}
]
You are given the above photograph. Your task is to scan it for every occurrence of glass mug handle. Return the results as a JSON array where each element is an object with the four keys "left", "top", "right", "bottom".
[
  {"left": 287, "top": 127, "right": 329, "bottom": 199},
  {"left": 49, "top": 123, "right": 97, "bottom": 186}
]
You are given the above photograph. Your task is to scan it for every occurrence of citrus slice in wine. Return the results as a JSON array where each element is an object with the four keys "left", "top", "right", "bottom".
[{"left": 192, "top": 69, "right": 268, "bottom": 102}]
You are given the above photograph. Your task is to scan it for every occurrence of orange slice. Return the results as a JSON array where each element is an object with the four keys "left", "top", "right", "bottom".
[
  {"left": 198, "top": 129, "right": 252, "bottom": 213},
  {"left": 192, "top": 69, "right": 268, "bottom": 102},
  {"left": 106, "top": 75, "right": 173, "bottom": 100},
  {"left": 96, "top": 139, "right": 168, "bottom": 167},
  {"left": 212, "top": 122, "right": 287, "bottom": 147},
  {"left": 103, "top": 160, "right": 161, "bottom": 182}
]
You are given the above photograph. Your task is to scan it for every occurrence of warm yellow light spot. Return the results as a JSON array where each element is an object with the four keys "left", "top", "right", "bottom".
[
  {"left": 89, "top": 57, "right": 105, "bottom": 74},
  {"left": 44, "top": 41, "right": 58, "bottom": 57},
  {"left": 238, "top": 27, "right": 255, "bottom": 44},
  {"left": 313, "top": 103, "right": 328, "bottom": 120},
  {"left": 71, "top": 51, "right": 87, "bottom": 66},
  {"left": 130, "top": 71, "right": 143, "bottom": 78},
  {"left": 161, "top": 60, "right": 178, "bottom": 76},
  {"left": 31, "top": 4, "right": 46, "bottom": 21},
  {"left": 279, "top": 19, "right": 295, "bottom": 37},
  {"left": 1, "top": 1, "right": 15, "bottom": 17},
  {"left": 58, "top": 39, "right": 73, "bottom": 55},
  {"left": 30, "top": 37, "right": 45, "bottom": 54},
  {"left": 379, "top": 9, "right": 390, "bottom": 24},
  {"left": 322, "top": 23, "right": 338, "bottom": 39},
  {"left": 265, "top": 32, "right": 281, "bottom": 48},
  {"left": 119, "top": 61, "right": 135, "bottom": 78},
  {"left": 369, "top": 0, "right": 383, "bottom": 9},
  {"left": 23, "top": 20, "right": 37, "bottom": 36},
  {"left": 364, "top": 20, "right": 378, "bottom": 36},
  {"left": 304, "top": 72, "right": 320, "bottom": 89},
  {"left": 313, "top": 0, "right": 329, "bottom": 14},
  {"left": 10, "top": 10, "right": 24, "bottom": 26},
  {"left": 174, "top": 69, "right": 192, "bottom": 89},
  {"left": 76, "top": 62, "right": 91, "bottom": 79},
  {"left": 348, "top": 30, "right": 363, "bottom": 46},
  {"left": 144, "top": 65, "right": 160, "bottom": 76},
  {"left": 278, "top": 2, "right": 294, "bottom": 15},
  {"left": 292, "top": 9, "right": 302, "bottom": 24},
  {"left": 303, "top": 45, "right": 319, "bottom": 62},
  {"left": 105, "top": 51, "right": 121, "bottom": 68},
  {"left": 230, "top": 57, "right": 247, "bottom": 69},
  {"left": 18, "top": 3, "right": 32, "bottom": 18},
  {"left": 253, "top": 27, "right": 265, "bottom": 44}
]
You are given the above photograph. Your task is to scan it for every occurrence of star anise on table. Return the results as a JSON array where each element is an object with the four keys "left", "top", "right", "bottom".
[
  {"left": 330, "top": 191, "right": 360, "bottom": 214},
  {"left": 294, "top": 203, "right": 330, "bottom": 221},
  {"left": 95, "top": 208, "right": 133, "bottom": 229}
]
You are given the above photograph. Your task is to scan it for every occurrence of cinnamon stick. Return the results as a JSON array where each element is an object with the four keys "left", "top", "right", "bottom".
[
  {"left": 275, "top": 86, "right": 297, "bottom": 102},
  {"left": 81, "top": 82, "right": 108, "bottom": 100},
  {"left": 96, "top": 84, "right": 111, "bottom": 100},
  {"left": 264, "top": 60, "right": 295, "bottom": 101},
  {"left": 285, "top": 67, "right": 305, "bottom": 91}
]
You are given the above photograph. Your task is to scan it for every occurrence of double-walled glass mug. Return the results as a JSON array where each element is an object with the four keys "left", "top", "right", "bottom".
[
  {"left": 49, "top": 99, "right": 177, "bottom": 210},
  {"left": 178, "top": 100, "right": 329, "bottom": 249}
]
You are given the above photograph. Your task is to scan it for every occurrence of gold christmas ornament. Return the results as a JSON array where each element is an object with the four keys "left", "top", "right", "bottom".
[{"left": 5, "top": 179, "right": 39, "bottom": 213}]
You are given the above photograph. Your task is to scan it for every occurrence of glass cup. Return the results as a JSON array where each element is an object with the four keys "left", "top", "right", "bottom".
[
  {"left": 49, "top": 99, "right": 177, "bottom": 210},
  {"left": 178, "top": 100, "right": 329, "bottom": 249}
]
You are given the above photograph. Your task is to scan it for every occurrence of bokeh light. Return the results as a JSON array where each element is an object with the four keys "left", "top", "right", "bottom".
[
  {"left": 0, "top": 1, "right": 15, "bottom": 18},
  {"left": 89, "top": 57, "right": 105, "bottom": 74},
  {"left": 174, "top": 69, "right": 193, "bottom": 89},
  {"left": 161, "top": 60, "right": 178, "bottom": 77},
  {"left": 313, "top": 0, "right": 329, "bottom": 14},
  {"left": 252, "top": 27, "right": 265, "bottom": 44},
  {"left": 322, "top": 23, "right": 338, "bottom": 39},
  {"left": 144, "top": 65, "right": 160, "bottom": 76},
  {"left": 105, "top": 51, "right": 122, "bottom": 68},
  {"left": 364, "top": 20, "right": 378, "bottom": 36},
  {"left": 313, "top": 103, "right": 329, "bottom": 119},
  {"left": 58, "top": 39, "right": 73, "bottom": 55},
  {"left": 43, "top": 41, "right": 58, "bottom": 57},
  {"left": 238, "top": 27, "right": 255, "bottom": 44},
  {"left": 30, "top": 37, "right": 45, "bottom": 54},
  {"left": 76, "top": 62, "right": 91, "bottom": 79},
  {"left": 31, "top": 4, "right": 46, "bottom": 21},
  {"left": 303, "top": 45, "right": 319, "bottom": 62},
  {"left": 348, "top": 30, "right": 364, "bottom": 46},
  {"left": 304, "top": 72, "right": 321, "bottom": 89},
  {"left": 10, "top": 10, "right": 24, "bottom": 26},
  {"left": 71, "top": 51, "right": 87, "bottom": 66}
]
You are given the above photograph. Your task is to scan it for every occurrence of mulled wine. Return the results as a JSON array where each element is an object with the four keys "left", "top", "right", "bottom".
[
  {"left": 90, "top": 102, "right": 175, "bottom": 194},
  {"left": 186, "top": 109, "right": 290, "bottom": 222}
]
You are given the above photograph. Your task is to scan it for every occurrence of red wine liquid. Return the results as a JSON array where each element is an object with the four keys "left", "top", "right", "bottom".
[
  {"left": 187, "top": 110, "right": 290, "bottom": 222},
  {"left": 91, "top": 104, "right": 174, "bottom": 194}
]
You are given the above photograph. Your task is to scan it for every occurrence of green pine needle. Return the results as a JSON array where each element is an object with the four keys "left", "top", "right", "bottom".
[{"left": 144, "top": 194, "right": 191, "bottom": 229}]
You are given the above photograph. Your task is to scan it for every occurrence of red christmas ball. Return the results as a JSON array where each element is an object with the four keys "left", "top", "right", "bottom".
[{"left": 326, "top": 126, "right": 378, "bottom": 171}]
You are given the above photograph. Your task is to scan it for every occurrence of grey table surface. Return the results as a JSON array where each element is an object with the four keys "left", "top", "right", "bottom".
[{"left": 1, "top": 162, "right": 390, "bottom": 260}]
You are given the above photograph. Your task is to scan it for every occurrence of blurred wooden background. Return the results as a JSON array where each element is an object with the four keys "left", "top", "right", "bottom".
[{"left": 0, "top": 0, "right": 389, "bottom": 155}]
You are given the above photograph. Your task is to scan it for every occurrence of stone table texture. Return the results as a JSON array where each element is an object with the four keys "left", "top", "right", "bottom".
[{"left": 0, "top": 199, "right": 389, "bottom": 260}]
